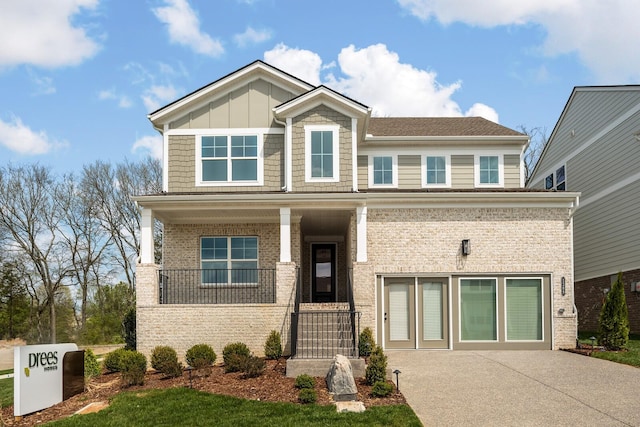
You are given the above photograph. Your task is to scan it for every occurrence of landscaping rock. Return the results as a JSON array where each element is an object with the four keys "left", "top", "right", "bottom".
[{"left": 325, "top": 354, "right": 358, "bottom": 401}]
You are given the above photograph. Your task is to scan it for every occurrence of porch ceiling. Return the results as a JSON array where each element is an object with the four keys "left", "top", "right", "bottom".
[
  {"left": 153, "top": 208, "right": 281, "bottom": 224},
  {"left": 297, "top": 209, "right": 351, "bottom": 236}
]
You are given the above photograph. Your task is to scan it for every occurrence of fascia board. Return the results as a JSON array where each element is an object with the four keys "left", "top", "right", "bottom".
[
  {"left": 364, "top": 135, "right": 529, "bottom": 144},
  {"left": 274, "top": 88, "right": 370, "bottom": 119}
]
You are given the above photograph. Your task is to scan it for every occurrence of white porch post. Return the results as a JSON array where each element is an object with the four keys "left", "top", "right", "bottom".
[
  {"left": 356, "top": 206, "right": 367, "bottom": 262},
  {"left": 280, "top": 207, "right": 291, "bottom": 262},
  {"left": 140, "top": 207, "right": 155, "bottom": 264}
]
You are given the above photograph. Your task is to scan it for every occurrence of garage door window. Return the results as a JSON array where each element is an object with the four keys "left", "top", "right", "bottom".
[
  {"left": 460, "top": 279, "right": 497, "bottom": 341},
  {"left": 506, "top": 278, "right": 543, "bottom": 341}
]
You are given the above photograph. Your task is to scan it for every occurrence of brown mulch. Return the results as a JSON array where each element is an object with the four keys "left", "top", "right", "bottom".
[{"left": 1, "top": 359, "right": 406, "bottom": 426}]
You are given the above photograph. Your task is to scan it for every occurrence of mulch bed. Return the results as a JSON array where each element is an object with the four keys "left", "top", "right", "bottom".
[{"left": 1, "top": 359, "right": 406, "bottom": 426}]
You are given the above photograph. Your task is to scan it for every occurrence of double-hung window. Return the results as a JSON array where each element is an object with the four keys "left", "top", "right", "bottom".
[
  {"left": 305, "top": 125, "right": 339, "bottom": 182},
  {"left": 475, "top": 154, "right": 503, "bottom": 187},
  {"left": 201, "top": 237, "right": 258, "bottom": 285},
  {"left": 422, "top": 155, "right": 450, "bottom": 187},
  {"left": 545, "top": 165, "right": 566, "bottom": 191},
  {"left": 369, "top": 155, "right": 397, "bottom": 187},
  {"left": 199, "top": 133, "right": 260, "bottom": 185}
]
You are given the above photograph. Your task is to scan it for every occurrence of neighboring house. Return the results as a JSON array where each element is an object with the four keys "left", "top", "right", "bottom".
[
  {"left": 528, "top": 86, "right": 640, "bottom": 333},
  {"left": 134, "top": 60, "right": 579, "bottom": 364}
]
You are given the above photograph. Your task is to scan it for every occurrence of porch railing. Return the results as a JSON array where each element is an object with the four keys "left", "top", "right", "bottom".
[{"left": 158, "top": 269, "right": 276, "bottom": 304}]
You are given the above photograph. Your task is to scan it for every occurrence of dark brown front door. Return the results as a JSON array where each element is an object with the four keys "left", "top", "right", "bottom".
[{"left": 312, "top": 244, "right": 335, "bottom": 302}]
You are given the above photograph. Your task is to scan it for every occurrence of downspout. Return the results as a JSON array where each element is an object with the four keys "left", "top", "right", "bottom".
[{"left": 273, "top": 116, "right": 290, "bottom": 192}]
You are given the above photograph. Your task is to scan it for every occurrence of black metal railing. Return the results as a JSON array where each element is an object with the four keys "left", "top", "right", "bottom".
[
  {"left": 292, "top": 311, "right": 360, "bottom": 359},
  {"left": 347, "top": 268, "right": 359, "bottom": 357},
  {"left": 290, "top": 268, "right": 302, "bottom": 357},
  {"left": 158, "top": 269, "right": 276, "bottom": 304}
]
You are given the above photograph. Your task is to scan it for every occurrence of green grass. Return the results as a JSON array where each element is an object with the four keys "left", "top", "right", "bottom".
[
  {"left": 0, "top": 377, "right": 13, "bottom": 408},
  {"left": 46, "top": 387, "right": 421, "bottom": 427},
  {"left": 0, "top": 368, "right": 13, "bottom": 375},
  {"left": 578, "top": 332, "right": 640, "bottom": 368}
]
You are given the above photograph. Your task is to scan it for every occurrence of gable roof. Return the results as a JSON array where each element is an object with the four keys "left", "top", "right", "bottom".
[
  {"left": 273, "top": 85, "right": 370, "bottom": 119},
  {"left": 367, "top": 117, "right": 525, "bottom": 137}
]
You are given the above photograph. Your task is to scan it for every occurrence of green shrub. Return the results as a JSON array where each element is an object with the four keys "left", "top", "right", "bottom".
[
  {"left": 294, "top": 374, "right": 315, "bottom": 389},
  {"left": 242, "top": 355, "right": 266, "bottom": 378},
  {"left": 371, "top": 381, "right": 394, "bottom": 397},
  {"left": 122, "top": 308, "right": 136, "bottom": 350},
  {"left": 103, "top": 348, "right": 127, "bottom": 373},
  {"left": 185, "top": 344, "right": 216, "bottom": 371},
  {"left": 599, "top": 272, "right": 630, "bottom": 350},
  {"left": 119, "top": 350, "right": 147, "bottom": 386},
  {"left": 223, "top": 342, "right": 251, "bottom": 373},
  {"left": 151, "top": 346, "right": 183, "bottom": 378},
  {"left": 365, "top": 345, "right": 387, "bottom": 386},
  {"left": 358, "top": 327, "right": 376, "bottom": 357},
  {"left": 264, "top": 330, "right": 282, "bottom": 360},
  {"left": 84, "top": 349, "right": 101, "bottom": 381},
  {"left": 298, "top": 388, "right": 317, "bottom": 404}
]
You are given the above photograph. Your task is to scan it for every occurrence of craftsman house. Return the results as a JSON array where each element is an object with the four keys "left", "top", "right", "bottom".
[
  {"left": 528, "top": 85, "right": 640, "bottom": 333},
  {"left": 134, "top": 60, "right": 579, "bottom": 362}
]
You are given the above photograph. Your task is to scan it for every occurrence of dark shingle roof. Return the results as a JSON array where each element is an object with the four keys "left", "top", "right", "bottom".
[{"left": 367, "top": 117, "right": 524, "bottom": 137}]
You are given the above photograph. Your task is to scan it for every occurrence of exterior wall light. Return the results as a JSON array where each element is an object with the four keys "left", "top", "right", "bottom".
[{"left": 461, "top": 239, "right": 471, "bottom": 256}]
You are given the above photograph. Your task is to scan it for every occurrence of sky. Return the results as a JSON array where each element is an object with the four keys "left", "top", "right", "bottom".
[{"left": 1, "top": 0, "right": 639, "bottom": 174}]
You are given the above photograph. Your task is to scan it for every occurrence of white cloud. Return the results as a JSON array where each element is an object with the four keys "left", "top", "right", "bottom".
[
  {"left": 264, "top": 43, "right": 498, "bottom": 120},
  {"left": 152, "top": 0, "right": 224, "bottom": 57},
  {"left": 142, "top": 85, "right": 180, "bottom": 112},
  {"left": 98, "top": 89, "right": 133, "bottom": 108},
  {"left": 234, "top": 27, "right": 272, "bottom": 48},
  {"left": 0, "top": 116, "right": 68, "bottom": 155},
  {"left": 397, "top": 0, "right": 640, "bottom": 82},
  {"left": 27, "top": 70, "right": 56, "bottom": 95},
  {"left": 0, "top": 0, "right": 100, "bottom": 68},
  {"left": 263, "top": 44, "right": 323, "bottom": 85},
  {"left": 132, "top": 135, "right": 163, "bottom": 160}
]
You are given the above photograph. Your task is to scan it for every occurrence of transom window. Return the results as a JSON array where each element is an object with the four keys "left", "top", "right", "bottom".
[
  {"left": 199, "top": 134, "right": 259, "bottom": 184},
  {"left": 201, "top": 237, "right": 258, "bottom": 285},
  {"left": 545, "top": 165, "right": 566, "bottom": 191},
  {"left": 305, "top": 125, "right": 339, "bottom": 182}
]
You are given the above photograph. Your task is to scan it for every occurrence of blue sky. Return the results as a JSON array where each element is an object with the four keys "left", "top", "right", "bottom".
[{"left": 1, "top": 0, "right": 639, "bottom": 173}]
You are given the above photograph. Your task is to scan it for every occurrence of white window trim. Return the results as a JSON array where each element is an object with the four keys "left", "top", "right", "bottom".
[
  {"left": 474, "top": 154, "right": 504, "bottom": 188},
  {"left": 305, "top": 125, "right": 340, "bottom": 183},
  {"left": 368, "top": 154, "right": 398, "bottom": 188},
  {"left": 421, "top": 154, "right": 452, "bottom": 188},
  {"left": 504, "top": 277, "right": 544, "bottom": 342},
  {"left": 195, "top": 130, "right": 265, "bottom": 187},
  {"left": 200, "top": 236, "right": 259, "bottom": 287},
  {"left": 458, "top": 277, "right": 499, "bottom": 343}
]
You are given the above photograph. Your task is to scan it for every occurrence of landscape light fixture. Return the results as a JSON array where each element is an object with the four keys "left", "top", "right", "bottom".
[
  {"left": 461, "top": 239, "right": 471, "bottom": 256},
  {"left": 393, "top": 369, "right": 401, "bottom": 391}
]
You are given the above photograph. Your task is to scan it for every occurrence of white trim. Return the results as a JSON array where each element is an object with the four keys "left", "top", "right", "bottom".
[
  {"left": 503, "top": 277, "right": 545, "bottom": 343},
  {"left": 352, "top": 118, "right": 358, "bottom": 191},
  {"left": 162, "top": 124, "right": 169, "bottom": 192},
  {"left": 286, "top": 118, "right": 293, "bottom": 191},
  {"left": 414, "top": 277, "right": 419, "bottom": 349},
  {"left": 474, "top": 154, "right": 504, "bottom": 188},
  {"left": 356, "top": 206, "right": 367, "bottom": 262},
  {"left": 274, "top": 86, "right": 369, "bottom": 119},
  {"left": 365, "top": 135, "right": 528, "bottom": 143},
  {"left": 280, "top": 208, "right": 291, "bottom": 263},
  {"left": 448, "top": 276, "right": 453, "bottom": 350},
  {"left": 359, "top": 146, "right": 522, "bottom": 156},
  {"left": 140, "top": 208, "right": 154, "bottom": 264},
  {"left": 195, "top": 132, "right": 265, "bottom": 187},
  {"left": 421, "top": 154, "right": 452, "bottom": 188},
  {"left": 529, "top": 99, "right": 640, "bottom": 187},
  {"left": 368, "top": 154, "right": 398, "bottom": 188},
  {"left": 165, "top": 127, "right": 283, "bottom": 136},
  {"left": 458, "top": 277, "right": 499, "bottom": 343},
  {"left": 304, "top": 125, "right": 340, "bottom": 183},
  {"left": 380, "top": 276, "right": 386, "bottom": 350}
]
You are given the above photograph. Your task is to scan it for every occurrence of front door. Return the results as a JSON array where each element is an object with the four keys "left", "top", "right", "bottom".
[
  {"left": 384, "top": 278, "right": 449, "bottom": 349},
  {"left": 311, "top": 243, "right": 335, "bottom": 302}
]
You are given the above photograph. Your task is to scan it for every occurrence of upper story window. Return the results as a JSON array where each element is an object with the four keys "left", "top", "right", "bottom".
[
  {"left": 545, "top": 165, "right": 566, "bottom": 191},
  {"left": 422, "top": 155, "right": 451, "bottom": 188},
  {"left": 305, "top": 125, "right": 339, "bottom": 183},
  {"left": 369, "top": 155, "right": 398, "bottom": 188},
  {"left": 196, "top": 132, "right": 263, "bottom": 186},
  {"left": 475, "top": 154, "right": 503, "bottom": 187}
]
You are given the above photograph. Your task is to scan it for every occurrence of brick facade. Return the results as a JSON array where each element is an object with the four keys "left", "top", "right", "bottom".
[{"left": 575, "top": 268, "right": 640, "bottom": 333}]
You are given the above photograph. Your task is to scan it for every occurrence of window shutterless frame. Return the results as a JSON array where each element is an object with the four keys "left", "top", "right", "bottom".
[
  {"left": 421, "top": 154, "right": 451, "bottom": 188},
  {"left": 474, "top": 154, "right": 504, "bottom": 187},
  {"left": 368, "top": 154, "right": 398, "bottom": 188},
  {"left": 304, "top": 125, "right": 339, "bottom": 183}
]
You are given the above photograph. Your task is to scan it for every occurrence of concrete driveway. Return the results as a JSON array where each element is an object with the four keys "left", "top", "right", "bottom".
[{"left": 386, "top": 350, "right": 640, "bottom": 427}]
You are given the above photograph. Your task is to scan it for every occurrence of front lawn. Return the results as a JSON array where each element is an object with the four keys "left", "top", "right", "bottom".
[
  {"left": 578, "top": 332, "right": 640, "bottom": 368},
  {"left": 0, "top": 377, "right": 12, "bottom": 408},
  {"left": 47, "top": 387, "right": 421, "bottom": 427}
]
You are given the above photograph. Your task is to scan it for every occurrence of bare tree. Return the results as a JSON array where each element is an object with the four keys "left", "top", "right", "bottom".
[
  {"left": 0, "top": 164, "right": 72, "bottom": 343},
  {"left": 518, "top": 125, "right": 548, "bottom": 183}
]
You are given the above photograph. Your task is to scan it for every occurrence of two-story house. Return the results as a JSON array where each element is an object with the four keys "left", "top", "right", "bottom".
[
  {"left": 134, "top": 61, "right": 579, "bottom": 364},
  {"left": 528, "top": 86, "right": 640, "bottom": 333}
]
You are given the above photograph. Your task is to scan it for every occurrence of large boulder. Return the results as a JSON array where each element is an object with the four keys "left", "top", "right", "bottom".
[{"left": 325, "top": 354, "right": 358, "bottom": 401}]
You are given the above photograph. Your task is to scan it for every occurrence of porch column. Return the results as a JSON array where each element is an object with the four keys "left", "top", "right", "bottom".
[
  {"left": 280, "top": 207, "right": 291, "bottom": 262},
  {"left": 140, "top": 207, "right": 155, "bottom": 264},
  {"left": 356, "top": 206, "right": 367, "bottom": 262}
]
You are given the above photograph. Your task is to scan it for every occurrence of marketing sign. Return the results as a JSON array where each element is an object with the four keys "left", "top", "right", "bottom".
[{"left": 14, "top": 343, "right": 79, "bottom": 416}]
